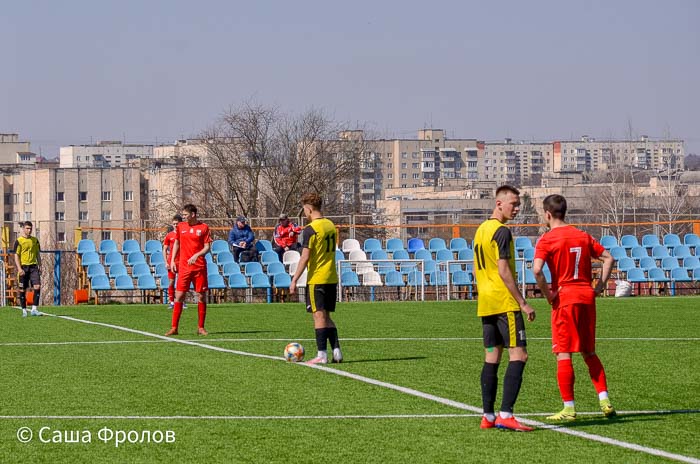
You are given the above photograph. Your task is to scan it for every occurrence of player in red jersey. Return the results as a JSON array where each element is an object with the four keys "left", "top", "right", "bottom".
[
  {"left": 162, "top": 214, "right": 182, "bottom": 307},
  {"left": 165, "top": 204, "right": 212, "bottom": 337},
  {"left": 533, "top": 194, "right": 616, "bottom": 421}
]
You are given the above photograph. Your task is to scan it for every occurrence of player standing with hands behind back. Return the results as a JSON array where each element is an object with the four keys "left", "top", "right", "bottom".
[
  {"left": 473, "top": 185, "right": 535, "bottom": 432},
  {"left": 533, "top": 194, "right": 616, "bottom": 421},
  {"left": 290, "top": 193, "right": 343, "bottom": 364}
]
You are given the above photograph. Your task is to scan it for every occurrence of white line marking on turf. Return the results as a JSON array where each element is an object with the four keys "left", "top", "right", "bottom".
[
  {"left": 0, "top": 410, "right": 697, "bottom": 421},
  {"left": 29, "top": 311, "right": 700, "bottom": 464}
]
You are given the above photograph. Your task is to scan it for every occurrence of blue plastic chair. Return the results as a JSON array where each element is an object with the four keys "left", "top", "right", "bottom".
[
  {"left": 626, "top": 268, "right": 647, "bottom": 283},
  {"left": 693, "top": 268, "right": 700, "bottom": 281},
  {"left": 266, "top": 262, "right": 286, "bottom": 276},
  {"left": 256, "top": 240, "right": 273, "bottom": 253},
  {"left": 261, "top": 251, "right": 280, "bottom": 265},
  {"left": 99, "top": 239, "right": 118, "bottom": 255},
  {"left": 384, "top": 271, "right": 405, "bottom": 287},
  {"left": 609, "top": 247, "right": 627, "bottom": 261},
  {"left": 211, "top": 240, "right": 230, "bottom": 255},
  {"left": 115, "top": 275, "right": 134, "bottom": 290},
  {"left": 377, "top": 261, "right": 395, "bottom": 275},
  {"left": 630, "top": 246, "right": 648, "bottom": 261},
  {"left": 77, "top": 239, "right": 96, "bottom": 255},
  {"left": 429, "top": 270, "right": 449, "bottom": 286},
  {"left": 335, "top": 249, "right": 345, "bottom": 262},
  {"left": 620, "top": 235, "right": 640, "bottom": 250},
  {"left": 223, "top": 262, "right": 241, "bottom": 276},
  {"left": 515, "top": 237, "right": 533, "bottom": 252},
  {"left": 149, "top": 252, "right": 165, "bottom": 266},
  {"left": 363, "top": 238, "right": 383, "bottom": 254},
  {"left": 205, "top": 253, "right": 214, "bottom": 263},
  {"left": 457, "top": 248, "right": 474, "bottom": 261},
  {"left": 407, "top": 238, "right": 425, "bottom": 253},
  {"left": 449, "top": 238, "right": 469, "bottom": 252},
  {"left": 109, "top": 263, "right": 128, "bottom": 279},
  {"left": 407, "top": 270, "right": 426, "bottom": 286},
  {"left": 121, "top": 239, "right": 141, "bottom": 255},
  {"left": 683, "top": 256, "right": 700, "bottom": 270},
  {"left": 523, "top": 248, "right": 535, "bottom": 262},
  {"left": 641, "top": 234, "right": 660, "bottom": 250},
  {"left": 91, "top": 274, "right": 111, "bottom": 291},
  {"left": 104, "top": 252, "right": 123, "bottom": 267},
  {"left": 600, "top": 235, "right": 618, "bottom": 249},
  {"left": 228, "top": 273, "right": 249, "bottom": 289},
  {"left": 127, "top": 252, "right": 146, "bottom": 266},
  {"left": 392, "top": 249, "right": 410, "bottom": 260},
  {"left": 273, "top": 273, "right": 291, "bottom": 289},
  {"left": 684, "top": 233, "right": 699, "bottom": 248},
  {"left": 340, "top": 271, "right": 360, "bottom": 287},
  {"left": 672, "top": 245, "right": 691, "bottom": 259},
  {"left": 648, "top": 268, "right": 670, "bottom": 283},
  {"left": 671, "top": 267, "right": 691, "bottom": 282},
  {"left": 422, "top": 260, "right": 437, "bottom": 275},
  {"left": 244, "top": 262, "right": 263, "bottom": 276},
  {"left": 136, "top": 275, "right": 157, "bottom": 290},
  {"left": 617, "top": 257, "right": 635, "bottom": 272},
  {"left": 154, "top": 263, "right": 168, "bottom": 278},
  {"left": 428, "top": 238, "right": 447, "bottom": 252},
  {"left": 206, "top": 261, "right": 219, "bottom": 275},
  {"left": 217, "top": 251, "right": 235, "bottom": 266},
  {"left": 663, "top": 233, "right": 681, "bottom": 248},
  {"left": 651, "top": 245, "right": 670, "bottom": 260},
  {"left": 399, "top": 261, "right": 418, "bottom": 274},
  {"left": 451, "top": 270, "right": 472, "bottom": 285},
  {"left": 414, "top": 249, "right": 432, "bottom": 261},
  {"left": 132, "top": 263, "right": 152, "bottom": 278},
  {"left": 661, "top": 257, "right": 680, "bottom": 271},
  {"left": 87, "top": 263, "right": 107, "bottom": 278},
  {"left": 208, "top": 274, "right": 227, "bottom": 289},
  {"left": 81, "top": 251, "right": 100, "bottom": 267},
  {"left": 144, "top": 240, "right": 162, "bottom": 255},
  {"left": 639, "top": 257, "right": 657, "bottom": 272},
  {"left": 371, "top": 250, "right": 388, "bottom": 260},
  {"left": 386, "top": 238, "right": 404, "bottom": 253},
  {"left": 435, "top": 249, "right": 454, "bottom": 262}
]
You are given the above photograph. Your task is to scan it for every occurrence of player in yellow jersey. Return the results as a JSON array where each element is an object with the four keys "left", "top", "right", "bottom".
[
  {"left": 290, "top": 192, "right": 342, "bottom": 364},
  {"left": 13, "top": 221, "right": 42, "bottom": 317},
  {"left": 473, "top": 185, "right": 536, "bottom": 431}
]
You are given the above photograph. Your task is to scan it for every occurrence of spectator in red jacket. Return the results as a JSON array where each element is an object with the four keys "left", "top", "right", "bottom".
[{"left": 273, "top": 214, "right": 302, "bottom": 262}]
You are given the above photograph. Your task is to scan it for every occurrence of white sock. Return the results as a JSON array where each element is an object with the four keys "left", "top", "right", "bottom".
[
  {"left": 564, "top": 401, "right": 575, "bottom": 408},
  {"left": 499, "top": 411, "right": 513, "bottom": 419},
  {"left": 484, "top": 413, "right": 496, "bottom": 422},
  {"left": 31, "top": 305, "right": 37, "bottom": 311},
  {"left": 598, "top": 391, "right": 609, "bottom": 401}
]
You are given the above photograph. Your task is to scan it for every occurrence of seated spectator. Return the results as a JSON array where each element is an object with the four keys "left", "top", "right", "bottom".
[
  {"left": 228, "top": 216, "right": 256, "bottom": 262},
  {"left": 273, "top": 214, "right": 302, "bottom": 262}
]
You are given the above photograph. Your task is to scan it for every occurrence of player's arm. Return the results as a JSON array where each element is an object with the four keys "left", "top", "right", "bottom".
[
  {"left": 290, "top": 247, "right": 310, "bottom": 295},
  {"left": 36, "top": 242, "right": 41, "bottom": 269},
  {"left": 594, "top": 249, "right": 614, "bottom": 296},
  {"left": 532, "top": 257, "right": 554, "bottom": 304},
  {"left": 498, "top": 259, "right": 535, "bottom": 321},
  {"left": 189, "top": 240, "right": 211, "bottom": 264},
  {"left": 13, "top": 240, "right": 23, "bottom": 276},
  {"left": 162, "top": 240, "right": 170, "bottom": 269},
  {"left": 170, "top": 239, "right": 180, "bottom": 272}
]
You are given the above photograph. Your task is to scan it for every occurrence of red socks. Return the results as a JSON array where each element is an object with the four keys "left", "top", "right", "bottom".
[
  {"left": 557, "top": 358, "right": 575, "bottom": 402},
  {"left": 168, "top": 285, "right": 175, "bottom": 302},
  {"left": 171, "top": 302, "right": 183, "bottom": 329},
  {"left": 584, "top": 354, "right": 608, "bottom": 394},
  {"left": 198, "top": 301, "right": 207, "bottom": 329}
]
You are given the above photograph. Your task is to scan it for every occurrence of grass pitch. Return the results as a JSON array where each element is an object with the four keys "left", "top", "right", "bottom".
[{"left": 0, "top": 296, "right": 698, "bottom": 463}]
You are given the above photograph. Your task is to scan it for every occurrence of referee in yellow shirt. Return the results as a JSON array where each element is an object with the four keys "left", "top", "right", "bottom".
[
  {"left": 473, "top": 185, "right": 535, "bottom": 431},
  {"left": 13, "top": 221, "right": 42, "bottom": 317}
]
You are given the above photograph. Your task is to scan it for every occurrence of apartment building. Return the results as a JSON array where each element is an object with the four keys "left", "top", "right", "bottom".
[
  {"left": 0, "top": 134, "right": 31, "bottom": 165},
  {"left": 59, "top": 141, "right": 153, "bottom": 168}
]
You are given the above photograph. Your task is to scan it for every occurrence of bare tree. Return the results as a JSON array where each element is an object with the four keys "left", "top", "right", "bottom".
[{"left": 588, "top": 168, "right": 638, "bottom": 239}]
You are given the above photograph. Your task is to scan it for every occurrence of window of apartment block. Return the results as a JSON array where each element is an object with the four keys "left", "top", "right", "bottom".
[
  {"left": 102, "top": 231, "right": 112, "bottom": 241},
  {"left": 3, "top": 213, "right": 10, "bottom": 221},
  {"left": 3, "top": 193, "right": 10, "bottom": 204},
  {"left": 124, "top": 191, "right": 133, "bottom": 201},
  {"left": 101, "top": 211, "right": 111, "bottom": 221},
  {"left": 79, "top": 211, "right": 88, "bottom": 221},
  {"left": 401, "top": 152, "right": 407, "bottom": 158},
  {"left": 124, "top": 210, "right": 133, "bottom": 220},
  {"left": 412, "top": 184, "right": 418, "bottom": 188},
  {"left": 401, "top": 174, "right": 407, "bottom": 179},
  {"left": 401, "top": 184, "right": 407, "bottom": 188},
  {"left": 412, "top": 152, "right": 418, "bottom": 158},
  {"left": 57, "top": 232, "right": 66, "bottom": 243},
  {"left": 387, "top": 174, "right": 393, "bottom": 179},
  {"left": 13, "top": 193, "right": 18, "bottom": 204},
  {"left": 413, "top": 173, "right": 419, "bottom": 179},
  {"left": 24, "top": 192, "right": 32, "bottom": 204},
  {"left": 401, "top": 163, "right": 407, "bottom": 169},
  {"left": 412, "top": 163, "right": 419, "bottom": 169},
  {"left": 79, "top": 191, "right": 88, "bottom": 201},
  {"left": 55, "top": 212, "right": 65, "bottom": 221},
  {"left": 56, "top": 192, "right": 65, "bottom": 202},
  {"left": 24, "top": 212, "right": 31, "bottom": 220},
  {"left": 102, "top": 191, "right": 111, "bottom": 201}
]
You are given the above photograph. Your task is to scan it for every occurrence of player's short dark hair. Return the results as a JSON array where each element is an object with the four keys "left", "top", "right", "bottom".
[
  {"left": 542, "top": 194, "right": 567, "bottom": 220},
  {"left": 166, "top": 225, "right": 174, "bottom": 233},
  {"left": 182, "top": 204, "right": 197, "bottom": 215},
  {"left": 495, "top": 185, "right": 520, "bottom": 197},
  {"left": 20, "top": 221, "right": 33, "bottom": 228},
  {"left": 172, "top": 214, "right": 183, "bottom": 222},
  {"left": 301, "top": 192, "right": 323, "bottom": 210}
]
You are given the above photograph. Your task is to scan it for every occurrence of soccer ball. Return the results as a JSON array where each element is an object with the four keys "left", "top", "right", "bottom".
[{"left": 283, "top": 342, "right": 305, "bottom": 362}]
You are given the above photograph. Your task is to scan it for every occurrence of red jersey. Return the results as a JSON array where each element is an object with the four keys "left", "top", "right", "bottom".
[
  {"left": 176, "top": 221, "right": 212, "bottom": 271},
  {"left": 163, "top": 230, "right": 178, "bottom": 264},
  {"left": 534, "top": 225, "right": 605, "bottom": 307}
]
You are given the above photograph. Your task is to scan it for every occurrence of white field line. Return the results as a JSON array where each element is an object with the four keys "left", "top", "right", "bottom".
[
  {"left": 2, "top": 336, "right": 699, "bottom": 347},
  {"left": 13, "top": 310, "right": 700, "bottom": 464},
  {"left": 0, "top": 410, "right": 697, "bottom": 421}
]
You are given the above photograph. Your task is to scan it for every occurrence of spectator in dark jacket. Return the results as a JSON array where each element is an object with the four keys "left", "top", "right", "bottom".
[{"left": 228, "top": 216, "right": 256, "bottom": 262}]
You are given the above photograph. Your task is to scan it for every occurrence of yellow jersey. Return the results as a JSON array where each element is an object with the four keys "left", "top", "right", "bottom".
[
  {"left": 14, "top": 235, "right": 40, "bottom": 266},
  {"left": 301, "top": 218, "right": 338, "bottom": 285},
  {"left": 473, "top": 218, "right": 520, "bottom": 316}
]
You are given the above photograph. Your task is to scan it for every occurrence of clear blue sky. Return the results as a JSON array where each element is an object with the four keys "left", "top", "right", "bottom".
[{"left": 1, "top": 0, "right": 698, "bottom": 157}]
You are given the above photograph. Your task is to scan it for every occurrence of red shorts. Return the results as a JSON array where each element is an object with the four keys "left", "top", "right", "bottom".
[
  {"left": 176, "top": 267, "right": 208, "bottom": 293},
  {"left": 551, "top": 302, "right": 596, "bottom": 353}
]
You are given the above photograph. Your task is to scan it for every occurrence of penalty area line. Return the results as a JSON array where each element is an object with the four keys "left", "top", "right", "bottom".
[{"left": 39, "top": 311, "right": 700, "bottom": 464}]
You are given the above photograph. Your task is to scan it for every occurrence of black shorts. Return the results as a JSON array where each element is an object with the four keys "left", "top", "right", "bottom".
[
  {"left": 18, "top": 265, "right": 41, "bottom": 290},
  {"left": 306, "top": 284, "right": 337, "bottom": 313},
  {"left": 482, "top": 311, "right": 527, "bottom": 348}
]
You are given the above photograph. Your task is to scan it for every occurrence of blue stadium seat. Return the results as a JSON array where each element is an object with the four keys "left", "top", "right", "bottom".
[
  {"left": 217, "top": 251, "right": 235, "bottom": 266},
  {"left": 617, "top": 257, "right": 635, "bottom": 272},
  {"left": 671, "top": 267, "right": 691, "bottom": 282},
  {"left": 620, "top": 235, "right": 640, "bottom": 250},
  {"left": 159, "top": 274, "right": 170, "bottom": 289},
  {"left": 392, "top": 249, "right": 410, "bottom": 260},
  {"left": 693, "top": 268, "right": 700, "bottom": 281},
  {"left": 90, "top": 274, "right": 111, "bottom": 291},
  {"left": 429, "top": 270, "right": 449, "bottom": 286},
  {"left": 132, "top": 263, "right": 152, "bottom": 278},
  {"left": 266, "top": 262, "right": 286, "bottom": 276},
  {"left": 115, "top": 275, "right": 134, "bottom": 290},
  {"left": 149, "top": 252, "right": 165, "bottom": 266},
  {"left": 335, "top": 249, "right": 345, "bottom": 262},
  {"left": 340, "top": 271, "right": 360, "bottom": 287},
  {"left": 684, "top": 233, "right": 699, "bottom": 248},
  {"left": 672, "top": 245, "right": 691, "bottom": 259},
  {"left": 250, "top": 273, "right": 271, "bottom": 288},
  {"left": 81, "top": 251, "right": 100, "bottom": 267},
  {"left": 523, "top": 248, "right": 535, "bottom": 262},
  {"left": 663, "top": 233, "right": 681, "bottom": 247},
  {"left": 422, "top": 260, "right": 437, "bottom": 275},
  {"left": 435, "top": 249, "right": 454, "bottom": 262},
  {"left": 136, "top": 275, "right": 157, "bottom": 290},
  {"left": 428, "top": 238, "right": 447, "bottom": 252},
  {"left": 514, "top": 237, "right": 533, "bottom": 252},
  {"left": 639, "top": 257, "right": 658, "bottom": 272},
  {"left": 641, "top": 234, "right": 660, "bottom": 250},
  {"left": 208, "top": 274, "right": 227, "bottom": 289},
  {"left": 228, "top": 273, "right": 248, "bottom": 289},
  {"left": 104, "top": 252, "right": 123, "bottom": 267},
  {"left": 648, "top": 268, "right": 670, "bottom": 283},
  {"left": 205, "top": 253, "right": 214, "bottom": 263},
  {"left": 407, "top": 270, "right": 426, "bottom": 286},
  {"left": 386, "top": 238, "right": 404, "bottom": 253},
  {"left": 222, "top": 262, "right": 241, "bottom": 276},
  {"left": 457, "top": 248, "right": 474, "bottom": 261},
  {"left": 144, "top": 240, "right": 162, "bottom": 255},
  {"left": 626, "top": 268, "right": 647, "bottom": 283},
  {"left": 651, "top": 245, "right": 670, "bottom": 260},
  {"left": 384, "top": 271, "right": 405, "bottom": 287},
  {"left": 127, "top": 252, "right": 146, "bottom": 266},
  {"left": 363, "top": 238, "right": 383, "bottom": 253},
  {"left": 449, "top": 238, "right": 469, "bottom": 252},
  {"left": 414, "top": 249, "right": 432, "bottom": 261},
  {"left": 683, "top": 256, "right": 700, "bottom": 270},
  {"left": 206, "top": 261, "right": 219, "bottom": 275},
  {"left": 77, "top": 239, "right": 96, "bottom": 255},
  {"left": 609, "top": 247, "right": 627, "bottom": 261},
  {"left": 87, "top": 263, "right": 107, "bottom": 278},
  {"left": 109, "top": 263, "right": 128, "bottom": 279},
  {"left": 661, "top": 257, "right": 680, "bottom": 271},
  {"left": 630, "top": 246, "right": 648, "bottom": 261},
  {"left": 211, "top": 240, "right": 230, "bottom": 255},
  {"left": 407, "top": 238, "right": 425, "bottom": 253},
  {"left": 451, "top": 270, "right": 472, "bottom": 286},
  {"left": 371, "top": 250, "right": 388, "bottom": 260},
  {"left": 256, "top": 240, "right": 273, "bottom": 253},
  {"left": 377, "top": 261, "right": 396, "bottom": 275},
  {"left": 244, "top": 262, "right": 263, "bottom": 276},
  {"left": 154, "top": 263, "right": 168, "bottom": 278},
  {"left": 272, "top": 273, "right": 291, "bottom": 289},
  {"left": 599, "top": 235, "right": 618, "bottom": 249},
  {"left": 99, "top": 239, "right": 118, "bottom": 255},
  {"left": 121, "top": 239, "right": 141, "bottom": 255},
  {"left": 261, "top": 251, "right": 280, "bottom": 265}
]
